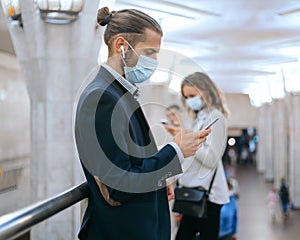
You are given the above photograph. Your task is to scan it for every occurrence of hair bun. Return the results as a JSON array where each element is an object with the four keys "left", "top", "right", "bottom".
[{"left": 97, "top": 7, "right": 113, "bottom": 26}]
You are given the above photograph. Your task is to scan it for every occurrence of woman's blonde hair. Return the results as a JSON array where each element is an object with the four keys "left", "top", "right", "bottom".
[{"left": 181, "top": 72, "right": 229, "bottom": 118}]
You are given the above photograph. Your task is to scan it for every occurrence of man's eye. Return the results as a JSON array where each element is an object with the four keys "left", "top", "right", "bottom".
[{"left": 145, "top": 49, "right": 156, "bottom": 55}]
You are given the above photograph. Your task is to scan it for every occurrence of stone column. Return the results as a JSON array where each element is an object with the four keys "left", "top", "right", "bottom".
[
  {"left": 271, "top": 99, "right": 288, "bottom": 188},
  {"left": 262, "top": 103, "right": 274, "bottom": 181},
  {"left": 256, "top": 106, "right": 266, "bottom": 173},
  {"left": 286, "top": 93, "right": 300, "bottom": 208},
  {"left": 6, "top": 1, "right": 101, "bottom": 239}
]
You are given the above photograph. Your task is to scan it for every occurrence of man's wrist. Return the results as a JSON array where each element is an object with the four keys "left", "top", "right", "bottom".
[{"left": 168, "top": 142, "right": 184, "bottom": 163}]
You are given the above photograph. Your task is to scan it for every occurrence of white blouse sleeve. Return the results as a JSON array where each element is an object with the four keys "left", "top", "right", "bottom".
[{"left": 193, "top": 110, "right": 227, "bottom": 170}]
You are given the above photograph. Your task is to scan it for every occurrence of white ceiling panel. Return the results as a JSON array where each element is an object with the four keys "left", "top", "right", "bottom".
[
  {"left": 113, "top": 0, "right": 300, "bottom": 95},
  {"left": 1, "top": 0, "right": 300, "bottom": 97}
]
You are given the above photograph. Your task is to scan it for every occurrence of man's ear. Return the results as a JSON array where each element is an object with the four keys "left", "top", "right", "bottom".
[{"left": 114, "top": 36, "right": 128, "bottom": 56}]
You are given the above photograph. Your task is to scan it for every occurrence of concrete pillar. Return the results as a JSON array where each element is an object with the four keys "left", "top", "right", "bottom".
[
  {"left": 261, "top": 103, "right": 274, "bottom": 181},
  {"left": 286, "top": 93, "right": 300, "bottom": 208},
  {"left": 271, "top": 99, "right": 288, "bottom": 188},
  {"left": 256, "top": 106, "right": 266, "bottom": 173},
  {"left": 6, "top": 1, "right": 101, "bottom": 239}
]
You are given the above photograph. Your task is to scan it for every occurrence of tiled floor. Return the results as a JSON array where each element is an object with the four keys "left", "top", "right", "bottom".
[
  {"left": 171, "top": 164, "right": 300, "bottom": 240},
  {"left": 234, "top": 164, "right": 300, "bottom": 240},
  {"left": 2, "top": 158, "right": 300, "bottom": 240}
]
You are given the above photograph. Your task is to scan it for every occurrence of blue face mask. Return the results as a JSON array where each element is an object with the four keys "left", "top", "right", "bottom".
[
  {"left": 122, "top": 41, "right": 158, "bottom": 84},
  {"left": 124, "top": 55, "right": 157, "bottom": 84},
  {"left": 185, "top": 96, "right": 204, "bottom": 111}
]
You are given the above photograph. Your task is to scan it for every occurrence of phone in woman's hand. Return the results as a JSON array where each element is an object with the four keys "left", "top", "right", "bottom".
[
  {"left": 160, "top": 118, "right": 170, "bottom": 125},
  {"left": 203, "top": 118, "right": 219, "bottom": 130}
]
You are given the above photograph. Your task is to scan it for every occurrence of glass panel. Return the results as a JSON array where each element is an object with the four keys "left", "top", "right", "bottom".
[
  {"left": 37, "top": 0, "right": 60, "bottom": 11},
  {"left": 59, "top": 0, "right": 72, "bottom": 11},
  {"left": 37, "top": 0, "right": 85, "bottom": 23},
  {"left": 1, "top": 0, "right": 21, "bottom": 16},
  {"left": 72, "top": 0, "right": 85, "bottom": 12},
  {"left": 11, "top": 0, "right": 20, "bottom": 12},
  {"left": 47, "top": 0, "right": 60, "bottom": 11},
  {"left": 37, "top": 0, "right": 85, "bottom": 12},
  {"left": 36, "top": 0, "right": 47, "bottom": 10},
  {"left": 1, "top": 0, "right": 10, "bottom": 10}
]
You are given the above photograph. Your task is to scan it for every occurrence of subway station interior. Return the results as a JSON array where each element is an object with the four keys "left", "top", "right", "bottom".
[{"left": 1, "top": 0, "right": 300, "bottom": 239}]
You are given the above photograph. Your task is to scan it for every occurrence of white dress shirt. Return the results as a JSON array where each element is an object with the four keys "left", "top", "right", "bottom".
[
  {"left": 102, "top": 63, "right": 185, "bottom": 164},
  {"left": 178, "top": 108, "right": 229, "bottom": 205}
]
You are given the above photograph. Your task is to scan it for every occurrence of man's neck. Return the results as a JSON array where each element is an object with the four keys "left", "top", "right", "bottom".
[{"left": 106, "top": 58, "right": 124, "bottom": 76}]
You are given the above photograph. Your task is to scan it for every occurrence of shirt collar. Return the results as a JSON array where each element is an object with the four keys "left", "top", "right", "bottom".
[
  {"left": 196, "top": 110, "right": 208, "bottom": 122},
  {"left": 102, "top": 63, "right": 139, "bottom": 98},
  {"left": 193, "top": 110, "right": 208, "bottom": 130}
]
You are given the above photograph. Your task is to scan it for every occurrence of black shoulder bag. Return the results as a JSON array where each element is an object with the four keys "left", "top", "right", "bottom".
[{"left": 172, "top": 168, "right": 217, "bottom": 219}]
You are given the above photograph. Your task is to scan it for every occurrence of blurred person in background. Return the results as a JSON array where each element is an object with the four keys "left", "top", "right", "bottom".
[
  {"left": 267, "top": 187, "right": 279, "bottom": 222},
  {"left": 224, "top": 164, "right": 239, "bottom": 199},
  {"left": 218, "top": 179, "right": 238, "bottom": 240},
  {"left": 279, "top": 177, "right": 290, "bottom": 218}
]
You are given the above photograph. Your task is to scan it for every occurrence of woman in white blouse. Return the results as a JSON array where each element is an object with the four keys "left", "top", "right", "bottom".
[{"left": 167, "top": 72, "right": 229, "bottom": 240}]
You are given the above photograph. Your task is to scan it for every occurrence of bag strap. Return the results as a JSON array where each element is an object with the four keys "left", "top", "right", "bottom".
[{"left": 207, "top": 167, "right": 217, "bottom": 194}]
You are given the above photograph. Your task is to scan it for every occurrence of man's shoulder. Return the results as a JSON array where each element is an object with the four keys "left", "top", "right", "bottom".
[{"left": 80, "top": 77, "right": 122, "bottom": 102}]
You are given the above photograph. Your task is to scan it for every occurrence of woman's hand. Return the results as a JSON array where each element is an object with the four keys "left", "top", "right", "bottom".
[
  {"left": 232, "top": 234, "right": 238, "bottom": 240},
  {"left": 164, "top": 124, "right": 181, "bottom": 136},
  {"left": 167, "top": 184, "right": 175, "bottom": 201}
]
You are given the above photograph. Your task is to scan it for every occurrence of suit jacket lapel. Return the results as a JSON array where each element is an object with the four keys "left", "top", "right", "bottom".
[{"left": 99, "top": 66, "right": 157, "bottom": 151}]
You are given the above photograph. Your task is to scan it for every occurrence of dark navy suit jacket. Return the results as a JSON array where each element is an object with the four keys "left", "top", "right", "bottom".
[{"left": 75, "top": 66, "right": 182, "bottom": 240}]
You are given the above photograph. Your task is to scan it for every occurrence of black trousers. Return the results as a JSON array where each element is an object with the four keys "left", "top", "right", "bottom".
[{"left": 175, "top": 201, "right": 222, "bottom": 240}]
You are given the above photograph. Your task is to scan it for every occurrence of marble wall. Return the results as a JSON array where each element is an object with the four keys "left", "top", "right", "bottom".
[
  {"left": 256, "top": 94, "right": 300, "bottom": 208},
  {"left": 0, "top": 52, "right": 31, "bottom": 216},
  {"left": 2, "top": 0, "right": 100, "bottom": 239},
  {"left": 0, "top": 53, "right": 30, "bottom": 162}
]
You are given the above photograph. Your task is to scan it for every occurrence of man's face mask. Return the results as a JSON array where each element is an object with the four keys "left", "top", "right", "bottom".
[{"left": 121, "top": 41, "right": 158, "bottom": 84}]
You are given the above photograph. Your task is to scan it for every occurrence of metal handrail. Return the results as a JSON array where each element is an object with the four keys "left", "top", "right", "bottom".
[{"left": 0, "top": 181, "right": 89, "bottom": 240}]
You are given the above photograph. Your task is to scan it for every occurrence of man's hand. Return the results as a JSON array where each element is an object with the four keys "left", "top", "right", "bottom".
[
  {"left": 94, "top": 176, "right": 121, "bottom": 207},
  {"left": 173, "top": 128, "right": 211, "bottom": 158}
]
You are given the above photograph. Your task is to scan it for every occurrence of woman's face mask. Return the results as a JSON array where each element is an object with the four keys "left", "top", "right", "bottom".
[
  {"left": 185, "top": 96, "right": 204, "bottom": 111},
  {"left": 122, "top": 41, "right": 158, "bottom": 84}
]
